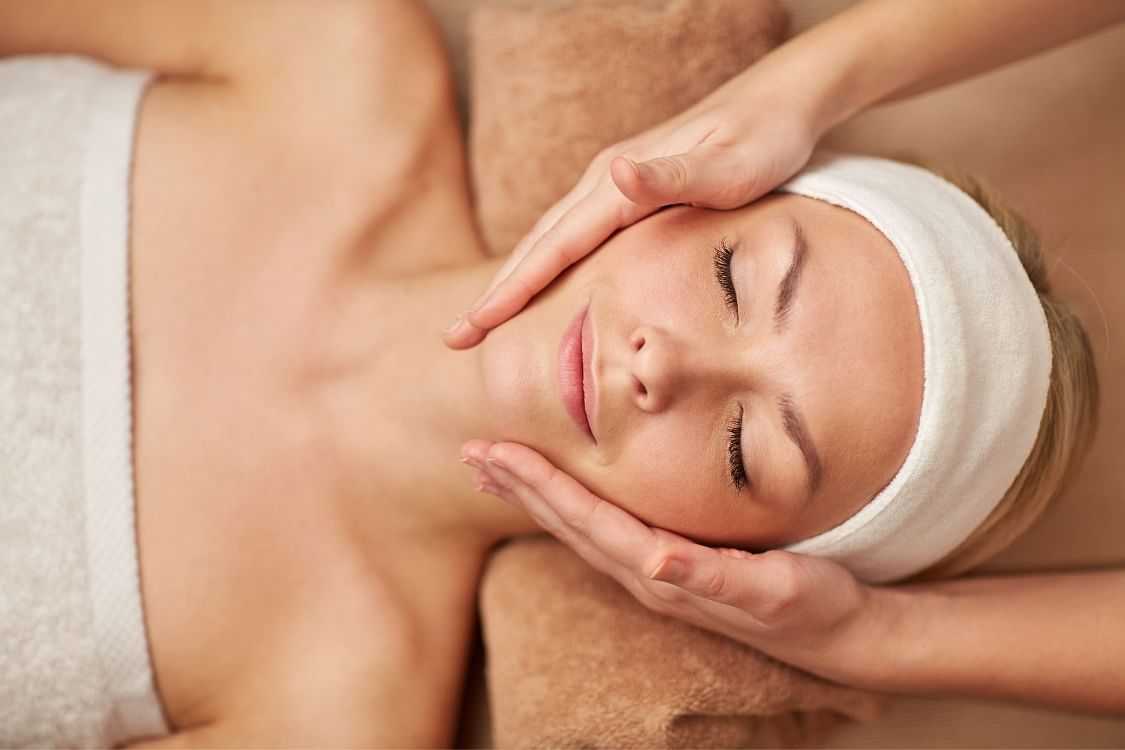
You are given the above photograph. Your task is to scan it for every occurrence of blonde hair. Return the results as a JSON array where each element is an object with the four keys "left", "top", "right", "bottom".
[{"left": 902, "top": 162, "right": 1100, "bottom": 581}]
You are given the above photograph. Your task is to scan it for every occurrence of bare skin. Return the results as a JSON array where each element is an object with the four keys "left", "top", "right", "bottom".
[
  {"left": 0, "top": 2, "right": 536, "bottom": 744},
  {"left": 0, "top": 2, "right": 940, "bottom": 745},
  {"left": 121, "top": 15, "right": 537, "bottom": 747}
]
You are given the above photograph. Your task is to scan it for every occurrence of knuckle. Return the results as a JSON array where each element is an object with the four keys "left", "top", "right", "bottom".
[
  {"left": 653, "top": 156, "right": 690, "bottom": 197},
  {"left": 699, "top": 565, "right": 728, "bottom": 599},
  {"left": 568, "top": 498, "right": 602, "bottom": 535},
  {"left": 755, "top": 553, "right": 803, "bottom": 622},
  {"left": 556, "top": 503, "right": 588, "bottom": 533},
  {"left": 542, "top": 463, "right": 579, "bottom": 503}
]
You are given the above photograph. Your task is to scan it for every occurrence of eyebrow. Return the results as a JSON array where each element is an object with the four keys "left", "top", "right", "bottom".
[
  {"left": 779, "top": 393, "right": 823, "bottom": 498},
  {"left": 772, "top": 219, "right": 821, "bottom": 498},
  {"left": 774, "top": 220, "right": 808, "bottom": 332}
]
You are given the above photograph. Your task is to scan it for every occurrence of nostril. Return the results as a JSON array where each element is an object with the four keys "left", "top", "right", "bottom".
[
  {"left": 634, "top": 377, "right": 647, "bottom": 398},
  {"left": 631, "top": 332, "right": 645, "bottom": 352}
]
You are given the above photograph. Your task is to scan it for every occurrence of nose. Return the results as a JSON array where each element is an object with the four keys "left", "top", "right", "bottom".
[{"left": 629, "top": 325, "right": 740, "bottom": 412}]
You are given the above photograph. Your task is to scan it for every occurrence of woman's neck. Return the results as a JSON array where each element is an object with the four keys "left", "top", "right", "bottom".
[{"left": 328, "top": 258, "right": 541, "bottom": 555}]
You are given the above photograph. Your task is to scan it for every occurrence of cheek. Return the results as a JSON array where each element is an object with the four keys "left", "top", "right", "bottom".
[
  {"left": 580, "top": 417, "right": 797, "bottom": 548},
  {"left": 587, "top": 216, "right": 713, "bottom": 316},
  {"left": 586, "top": 421, "right": 734, "bottom": 538},
  {"left": 607, "top": 255, "right": 710, "bottom": 326}
]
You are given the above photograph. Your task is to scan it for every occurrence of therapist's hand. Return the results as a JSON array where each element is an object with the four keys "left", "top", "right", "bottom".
[
  {"left": 442, "top": 70, "right": 819, "bottom": 350},
  {"left": 442, "top": 0, "right": 1125, "bottom": 351},
  {"left": 461, "top": 439, "right": 899, "bottom": 685}
]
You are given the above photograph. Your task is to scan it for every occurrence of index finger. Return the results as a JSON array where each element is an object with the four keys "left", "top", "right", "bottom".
[{"left": 465, "top": 181, "right": 654, "bottom": 332}]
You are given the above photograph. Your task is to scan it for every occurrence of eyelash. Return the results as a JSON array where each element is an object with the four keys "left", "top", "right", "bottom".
[
  {"left": 712, "top": 238, "right": 739, "bottom": 318},
  {"left": 726, "top": 404, "right": 749, "bottom": 492},
  {"left": 714, "top": 238, "right": 748, "bottom": 491}
]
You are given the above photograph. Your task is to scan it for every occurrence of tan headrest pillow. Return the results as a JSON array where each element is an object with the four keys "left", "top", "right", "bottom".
[{"left": 469, "top": 0, "right": 788, "bottom": 253}]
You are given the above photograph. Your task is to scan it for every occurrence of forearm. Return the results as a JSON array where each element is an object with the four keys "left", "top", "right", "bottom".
[
  {"left": 859, "top": 568, "right": 1125, "bottom": 714},
  {"left": 759, "top": 0, "right": 1125, "bottom": 135}
]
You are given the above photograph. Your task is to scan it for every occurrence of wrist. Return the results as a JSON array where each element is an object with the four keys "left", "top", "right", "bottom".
[
  {"left": 754, "top": 2, "right": 918, "bottom": 138},
  {"left": 723, "top": 41, "right": 860, "bottom": 145},
  {"left": 780, "top": 28, "right": 875, "bottom": 137},
  {"left": 855, "top": 582, "right": 968, "bottom": 695},
  {"left": 827, "top": 583, "right": 943, "bottom": 692}
]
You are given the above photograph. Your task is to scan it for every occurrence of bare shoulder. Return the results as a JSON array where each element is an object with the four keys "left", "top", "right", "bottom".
[
  {"left": 129, "top": 0, "right": 467, "bottom": 266},
  {"left": 255, "top": 0, "right": 461, "bottom": 180}
]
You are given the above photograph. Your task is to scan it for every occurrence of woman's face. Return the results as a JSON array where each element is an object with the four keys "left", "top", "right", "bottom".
[{"left": 477, "top": 194, "right": 923, "bottom": 548}]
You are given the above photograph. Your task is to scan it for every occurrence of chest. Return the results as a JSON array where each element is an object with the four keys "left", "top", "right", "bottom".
[{"left": 124, "top": 80, "right": 487, "bottom": 737}]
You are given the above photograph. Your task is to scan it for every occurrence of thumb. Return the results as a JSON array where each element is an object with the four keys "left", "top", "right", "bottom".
[
  {"left": 650, "top": 548, "right": 827, "bottom": 624},
  {"left": 612, "top": 146, "right": 768, "bottom": 209}
]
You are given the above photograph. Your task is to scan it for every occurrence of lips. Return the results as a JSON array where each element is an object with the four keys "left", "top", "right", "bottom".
[
  {"left": 559, "top": 304, "right": 596, "bottom": 441},
  {"left": 581, "top": 306, "right": 598, "bottom": 441}
]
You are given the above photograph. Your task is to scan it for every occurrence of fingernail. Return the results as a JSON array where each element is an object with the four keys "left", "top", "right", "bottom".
[{"left": 650, "top": 558, "right": 688, "bottom": 584}]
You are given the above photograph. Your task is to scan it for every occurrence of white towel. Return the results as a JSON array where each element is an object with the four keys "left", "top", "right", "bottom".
[{"left": 0, "top": 57, "right": 167, "bottom": 747}]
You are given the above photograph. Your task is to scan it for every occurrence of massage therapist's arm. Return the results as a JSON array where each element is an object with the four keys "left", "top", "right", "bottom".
[
  {"left": 790, "top": 0, "right": 1125, "bottom": 133},
  {"left": 874, "top": 568, "right": 1125, "bottom": 714},
  {"left": 463, "top": 442, "right": 1125, "bottom": 715},
  {"left": 446, "top": 0, "right": 1125, "bottom": 348}
]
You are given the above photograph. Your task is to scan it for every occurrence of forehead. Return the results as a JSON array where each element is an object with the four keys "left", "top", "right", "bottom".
[{"left": 769, "top": 195, "right": 924, "bottom": 510}]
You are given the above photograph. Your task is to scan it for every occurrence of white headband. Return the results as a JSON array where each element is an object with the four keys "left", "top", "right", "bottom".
[{"left": 778, "top": 155, "right": 1052, "bottom": 583}]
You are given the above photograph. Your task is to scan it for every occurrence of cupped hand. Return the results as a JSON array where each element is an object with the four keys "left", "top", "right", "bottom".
[
  {"left": 443, "top": 71, "right": 819, "bottom": 350},
  {"left": 461, "top": 439, "right": 896, "bottom": 685}
]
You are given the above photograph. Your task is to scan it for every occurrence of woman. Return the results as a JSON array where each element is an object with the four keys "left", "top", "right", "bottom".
[
  {"left": 452, "top": 0, "right": 1125, "bottom": 723},
  {"left": 0, "top": 2, "right": 1104, "bottom": 748}
]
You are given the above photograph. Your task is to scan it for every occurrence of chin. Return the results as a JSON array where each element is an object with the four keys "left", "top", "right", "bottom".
[{"left": 476, "top": 322, "right": 554, "bottom": 443}]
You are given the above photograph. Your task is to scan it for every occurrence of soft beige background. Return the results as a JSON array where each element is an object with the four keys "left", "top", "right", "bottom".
[{"left": 426, "top": 0, "right": 1125, "bottom": 745}]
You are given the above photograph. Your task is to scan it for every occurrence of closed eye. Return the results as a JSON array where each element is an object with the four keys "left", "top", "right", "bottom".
[
  {"left": 712, "top": 237, "right": 739, "bottom": 320},
  {"left": 726, "top": 403, "right": 749, "bottom": 492}
]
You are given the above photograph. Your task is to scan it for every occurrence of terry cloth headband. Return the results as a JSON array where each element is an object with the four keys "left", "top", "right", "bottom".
[{"left": 778, "top": 154, "right": 1053, "bottom": 583}]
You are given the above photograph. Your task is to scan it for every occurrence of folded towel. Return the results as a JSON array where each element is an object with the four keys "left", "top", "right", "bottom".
[
  {"left": 481, "top": 539, "right": 884, "bottom": 748},
  {"left": 469, "top": 0, "right": 787, "bottom": 254}
]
